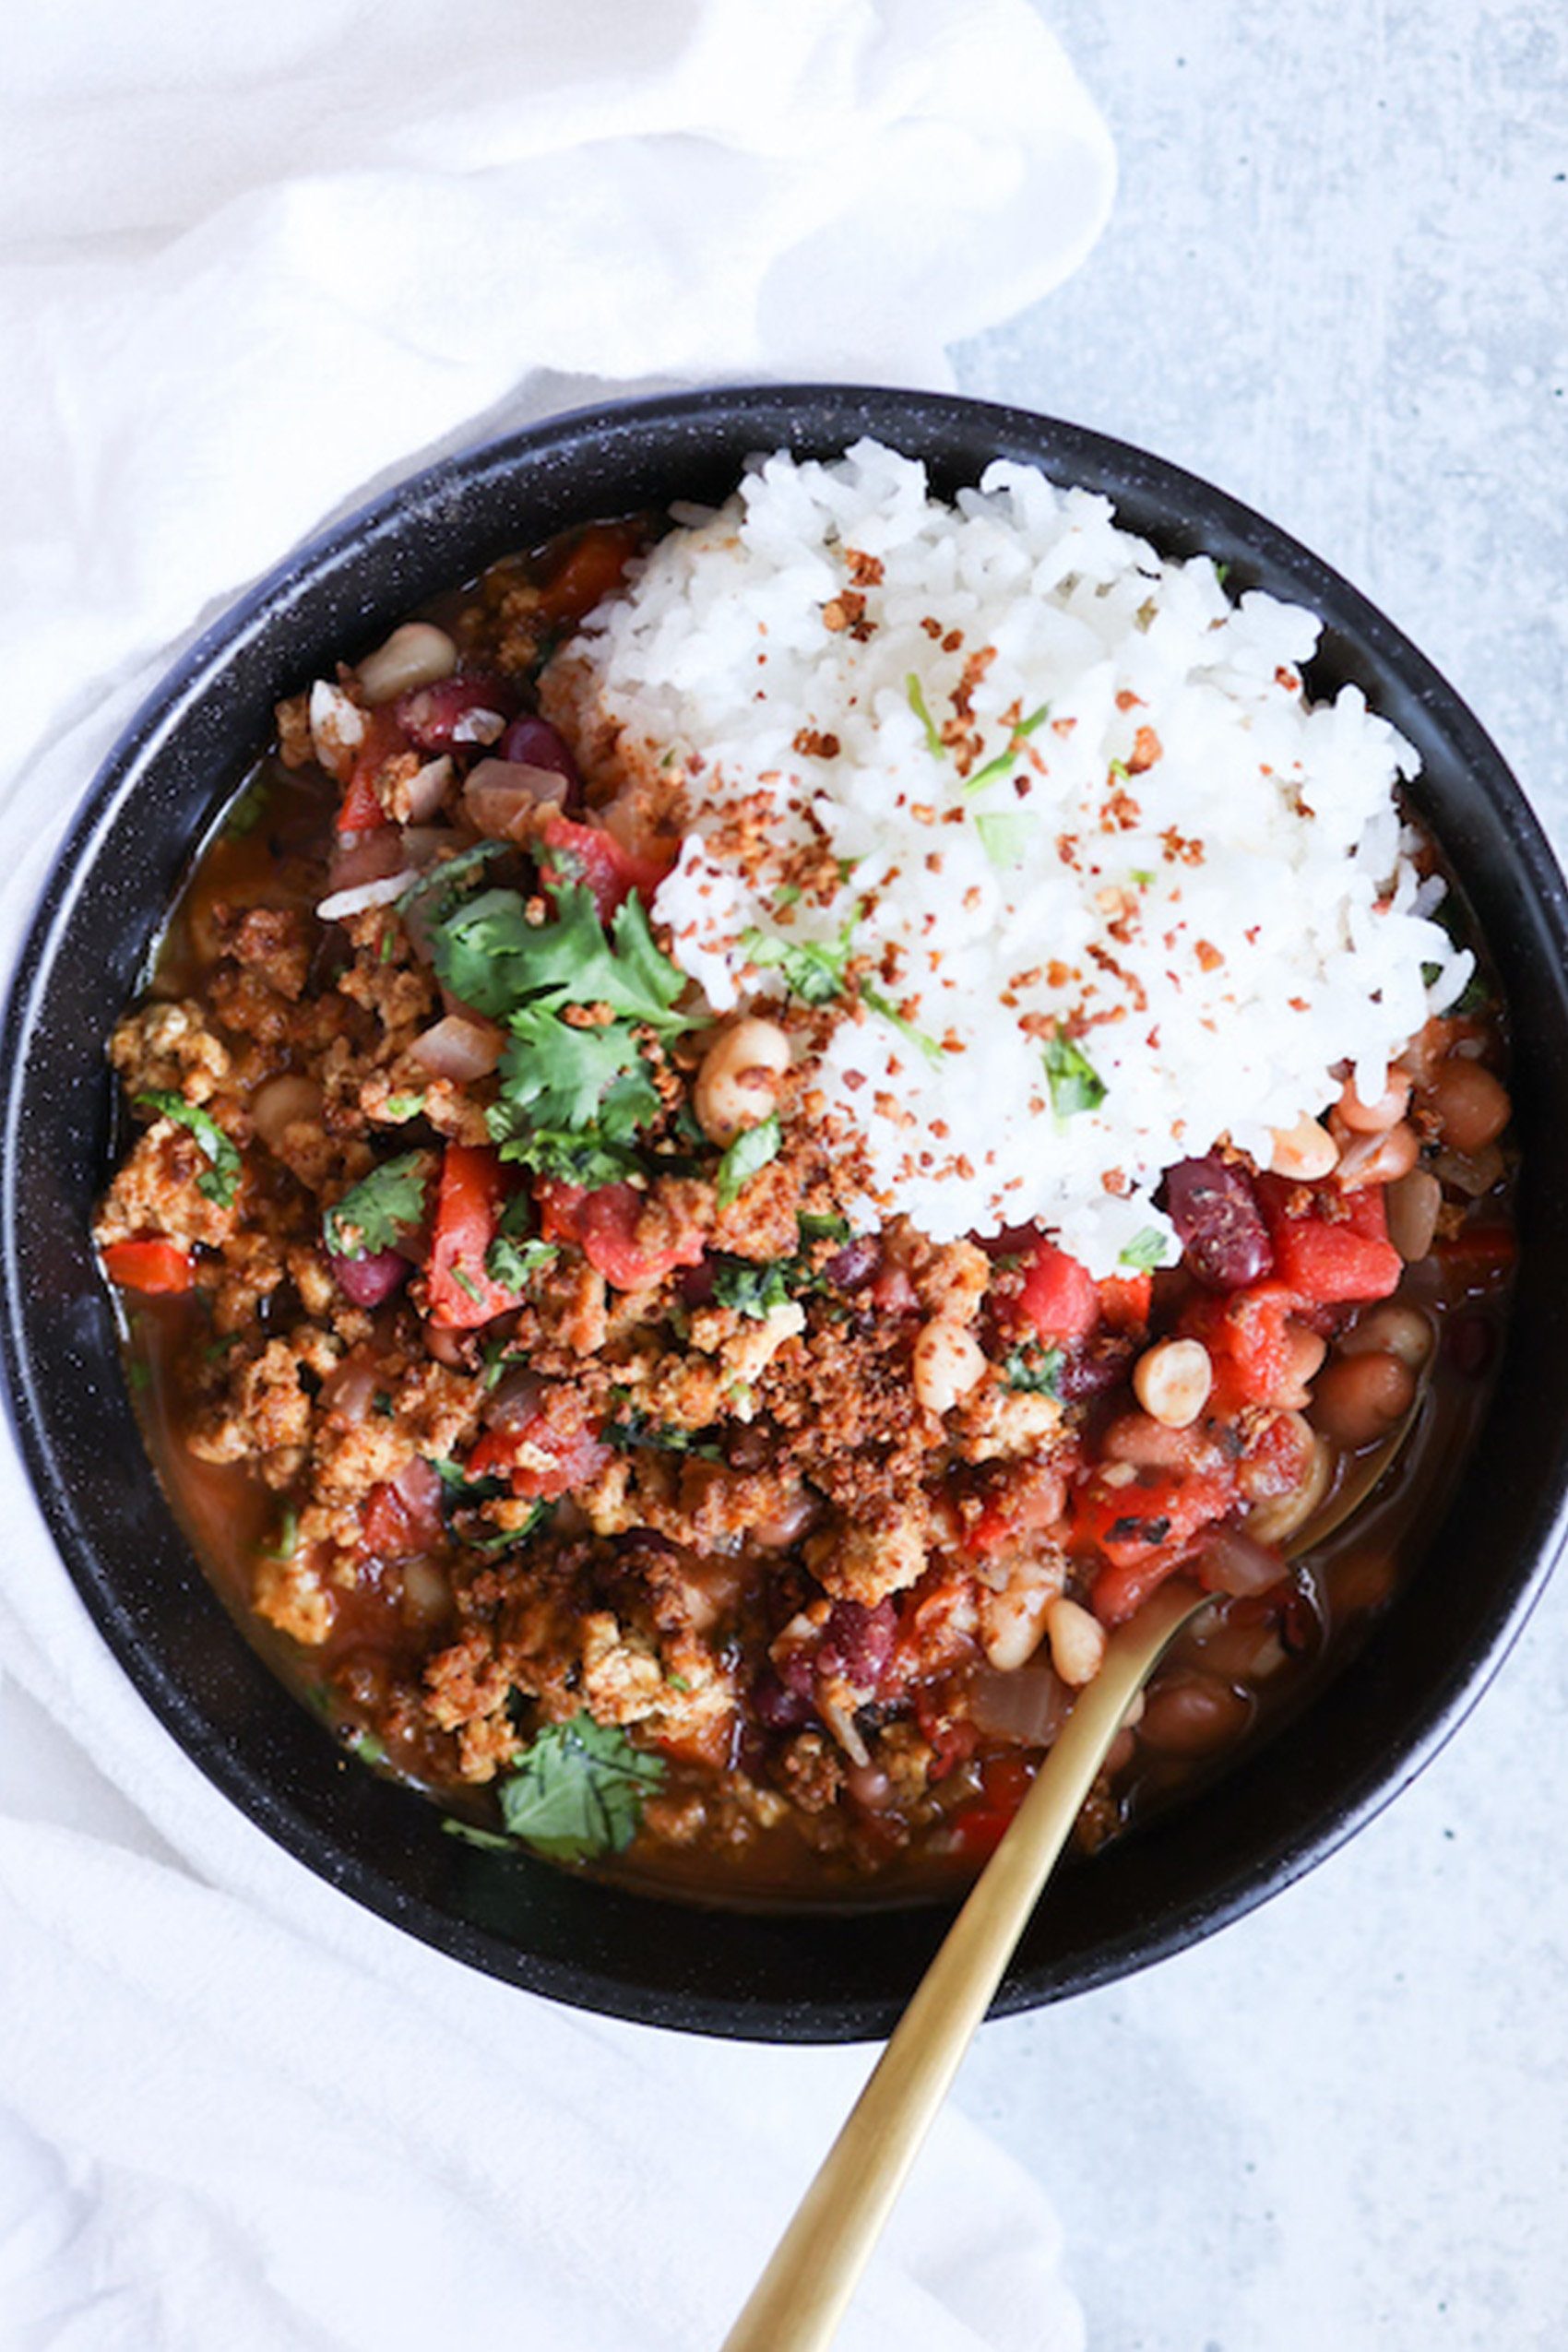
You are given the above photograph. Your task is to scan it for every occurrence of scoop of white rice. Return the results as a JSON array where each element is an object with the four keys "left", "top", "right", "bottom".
[{"left": 548, "top": 440, "right": 1470, "bottom": 1273}]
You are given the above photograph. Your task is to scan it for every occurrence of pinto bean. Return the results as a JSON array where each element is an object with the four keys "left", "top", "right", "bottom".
[
  {"left": 1310, "top": 1348, "right": 1417, "bottom": 1450},
  {"left": 1424, "top": 1054, "right": 1512, "bottom": 1156}
]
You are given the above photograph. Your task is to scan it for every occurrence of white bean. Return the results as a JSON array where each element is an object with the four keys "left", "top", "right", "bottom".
[
  {"left": 1046, "top": 1595, "right": 1106, "bottom": 1687},
  {"left": 355, "top": 622, "right": 457, "bottom": 707},
  {"left": 1132, "top": 1336, "right": 1213, "bottom": 1429},
  {"left": 693, "top": 1017, "right": 791, "bottom": 1146},
  {"left": 911, "top": 1317, "right": 988, "bottom": 1416}
]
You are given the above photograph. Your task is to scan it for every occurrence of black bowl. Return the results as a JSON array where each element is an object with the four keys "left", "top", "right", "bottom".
[{"left": 6, "top": 384, "right": 1568, "bottom": 2042}]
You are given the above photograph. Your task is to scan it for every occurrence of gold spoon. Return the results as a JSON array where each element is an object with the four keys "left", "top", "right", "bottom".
[{"left": 719, "top": 1415, "right": 1419, "bottom": 2352}]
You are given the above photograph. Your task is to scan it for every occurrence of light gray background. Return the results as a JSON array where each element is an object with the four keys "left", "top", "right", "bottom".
[{"left": 945, "top": 6, "right": 1567, "bottom": 2346}]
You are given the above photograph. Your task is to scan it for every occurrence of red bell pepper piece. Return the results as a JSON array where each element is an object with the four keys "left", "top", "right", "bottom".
[{"left": 100, "top": 1237, "right": 196, "bottom": 1295}]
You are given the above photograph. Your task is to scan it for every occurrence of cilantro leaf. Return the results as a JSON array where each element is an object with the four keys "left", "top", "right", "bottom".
[
  {"left": 323, "top": 1150, "right": 434, "bottom": 1260},
  {"left": 602, "top": 1408, "right": 724, "bottom": 1460},
  {"left": 740, "top": 922, "right": 856, "bottom": 1006},
  {"left": 965, "top": 702, "right": 1051, "bottom": 794},
  {"left": 1004, "top": 1344, "right": 1063, "bottom": 1397},
  {"left": 716, "top": 1113, "right": 781, "bottom": 1207},
  {"left": 136, "top": 1091, "right": 242, "bottom": 1207},
  {"left": 861, "top": 984, "right": 944, "bottom": 1067},
  {"left": 1118, "top": 1228, "right": 1170, "bottom": 1273},
  {"left": 1041, "top": 1033, "right": 1106, "bottom": 1118},
  {"left": 710, "top": 1257, "right": 795, "bottom": 1318},
  {"left": 484, "top": 1231, "right": 558, "bottom": 1290},
  {"left": 496, "top": 1715, "right": 666, "bottom": 1861},
  {"left": 973, "top": 811, "right": 1034, "bottom": 871}
]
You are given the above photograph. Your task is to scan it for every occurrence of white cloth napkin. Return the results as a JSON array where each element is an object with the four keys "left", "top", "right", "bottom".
[{"left": 0, "top": 6, "right": 1114, "bottom": 2344}]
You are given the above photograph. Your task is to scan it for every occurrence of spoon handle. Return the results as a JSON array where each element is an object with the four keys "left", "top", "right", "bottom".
[{"left": 718, "top": 1576, "right": 1205, "bottom": 2352}]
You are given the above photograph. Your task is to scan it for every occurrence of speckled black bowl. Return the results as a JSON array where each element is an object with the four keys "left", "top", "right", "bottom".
[{"left": 5, "top": 385, "right": 1568, "bottom": 2042}]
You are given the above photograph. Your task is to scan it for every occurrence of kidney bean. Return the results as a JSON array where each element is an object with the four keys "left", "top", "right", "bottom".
[
  {"left": 499, "top": 714, "right": 583, "bottom": 806},
  {"left": 331, "top": 1245, "right": 409, "bottom": 1307},
  {"left": 1164, "top": 1156, "right": 1275, "bottom": 1290},
  {"left": 396, "top": 674, "right": 516, "bottom": 753},
  {"left": 824, "top": 1235, "right": 881, "bottom": 1291},
  {"left": 816, "top": 1598, "right": 897, "bottom": 1692}
]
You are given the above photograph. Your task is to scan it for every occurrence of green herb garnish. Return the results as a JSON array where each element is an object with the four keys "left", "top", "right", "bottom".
[
  {"left": 1041, "top": 1032, "right": 1106, "bottom": 1118},
  {"left": 1003, "top": 1345, "right": 1063, "bottom": 1397},
  {"left": 906, "top": 671, "right": 945, "bottom": 759},
  {"left": 965, "top": 701, "right": 1051, "bottom": 793},
  {"left": 715, "top": 1113, "right": 782, "bottom": 1208},
  {"left": 740, "top": 921, "right": 857, "bottom": 1006},
  {"left": 323, "top": 1150, "right": 433, "bottom": 1260},
  {"left": 425, "top": 880, "right": 695, "bottom": 1182},
  {"left": 1117, "top": 1228, "right": 1170, "bottom": 1273},
  {"left": 710, "top": 1258, "right": 795, "bottom": 1318},
  {"left": 973, "top": 811, "right": 1034, "bottom": 871},
  {"left": 497, "top": 1715, "right": 666, "bottom": 1862},
  {"left": 136, "top": 1091, "right": 242, "bottom": 1208}
]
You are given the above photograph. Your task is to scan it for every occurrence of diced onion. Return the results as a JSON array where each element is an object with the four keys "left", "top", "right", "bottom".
[
  {"left": 316, "top": 872, "right": 419, "bottom": 922},
  {"left": 408, "top": 1012, "right": 506, "bottom": 1082}
]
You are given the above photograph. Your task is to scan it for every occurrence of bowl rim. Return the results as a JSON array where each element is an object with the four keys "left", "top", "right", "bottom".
[{"left": 6, "top": 379, "right": 1568, "bottom": 2041}]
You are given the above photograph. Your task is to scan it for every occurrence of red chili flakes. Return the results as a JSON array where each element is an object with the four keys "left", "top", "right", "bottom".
[
  {"left": 1010, "top": 967, "right": 1043, "bottom": 990},
  {"left": 1128, "top": 725, "right": 1162, "bottom": 773},
  {"left": 962, "top": 886, "right": 982, "bottom": 912},
  {"left": 910, "top": 804, "right": 937, "bottom": 826},
  {"left": 1103, "top": 788, "right": 1143, "bottom": 832},
  {"left": 792, "top": 727, "right": 841, "bottom": 759},
  {"left": 1052, "top": 717, "right": 1077, "bottom": 737},
  {"left": 1046, "top": 960, "right": 1074, "bottom": 988},
  {"left": 842, "top": 1070, "right": 867, "bottom": 1092},
  {"left": 1057, "top": 834, "right": 1082, "bottom": 868},
  {"left": 846, "top": 549, "right": 885, "bottom": 588},
  {"left": 1160, "top": 826, "right": 1206, "bottom": 866},
  {"left": 1115, "top": 689, "right": 1144, "bottom": 711},
  {"left": 1194, "top": 939, "right": 1225, "bottom": 972},
  {"left": 1276, "top": 665, "right": 1301, "bottom": 692},
  {"left": 942, "top": 629, "right": 965, "bottom": 654}
]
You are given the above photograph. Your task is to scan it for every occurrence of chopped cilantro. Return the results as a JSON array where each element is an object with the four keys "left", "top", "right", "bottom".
[
  {"left": 442, "top": 1817, "right": 516, "bottom": 1853},
  {"left": 497, "top": 1715, "right": 666, "bottom": 1861},
  {"left": 347, "top": 1727, "right": 388, "bottom": 1766},
  {"left": 965, "top": 702, "right": 1051, "bottom": 793},
  {"left": 973, "top": 811, "right": 1034, "bottom": 871},
  {"left": 861, "top": 985, "right": 944, "bottom": 1067},
  {"left": 906, "top": 671, "right": 945, "bottom": 758},
  {"left": 381, "top": 1091, "right": 428, "bottom": 1122},
  {"left": 1042, "top": 1032, "right": 1106, "bottom": 1118},
  {"left": 740, "top": 921, "right": 856, "bottom": 1006},
  {"left": 484, "top": 1231, "right": 558, "bottom": 1290},
  {"left": 710, "top": 1257, "right": 794, "bottom": 1318},
  {"left": 258, "top": 1506, "right": 300, "bottom": 1562},
  {"left": 425, "top": 879, "right": 694, "bottom": 1182},
  {"left": 323, "top": 1150, "right": 433, "bottom": 1260},
  {"left": 715, "top": 1113, "right": 781, "bottom": 1207},
  {"left": 1003, "top": 1345, "right": 1063, "bottom": 1397},
  {"left": 433, "top": 1457, "right": 509, "bottom": 1511},
  {"left": 602, "top": 1405, "right": 724, "bottom": 1461},
  {"left": 1118, "top": 1228, "right": 1170, "bottom": 1272},
  {"left": 136, "top": 1091, "right": 242, "bottom": 1208}
]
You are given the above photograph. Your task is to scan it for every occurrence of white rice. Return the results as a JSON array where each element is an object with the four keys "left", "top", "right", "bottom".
[{"left": 548, "top": 440, "right": 1471, "bottom": 1273}]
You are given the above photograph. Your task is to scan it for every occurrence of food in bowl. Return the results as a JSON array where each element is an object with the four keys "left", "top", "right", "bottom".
[{"left": 93, "top": 441, "right": 1517, "bottom": 1904}]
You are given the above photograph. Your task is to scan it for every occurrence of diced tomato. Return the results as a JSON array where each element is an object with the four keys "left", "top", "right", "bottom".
[
  {"left": 100, "top": 1237, "right": 196, "bottom": 1294},
  {"left": 468, "top": 1406, "right": 612, "bottom": 1502},
  {"left": 335, "top": 707, "right": 406, "bottom": 836},
  {"left": 1181, "top": 1279, "right": 1299, "bottom": 1414},
  {"left": 534, "top": 520, "right": 647, "bottom": 628},
  {"left": 425, "top": 1143, "right": 522, "bottom": 1327},
  {"left": 1075, "top": 1467, "right": 1238, "bottom": 1623},
  {"left": 1097, "top": 1270, "right": 1153, "bottom": 1334},
  {"left": 537, "top": 1178, "right": 704, "bottom": 1292},
  {"left": 1272, "top": 1204, "right": 1402, "bottom": 1305},
  {"left": 360, "top": 1457, "right": 445, "bottom": 1562},
  {"left": 539, "top": 814, "right": 674, "bottom": 921},
  {"left": 1016, "top": 1239, "right": 1100, "bottom": 1345},
  {"left": 534, "top": 1179, "right": 590, "bottom": 1245},
  {"left": 952, "top": 1752, "right": 1038, "bottom": 1859}
]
